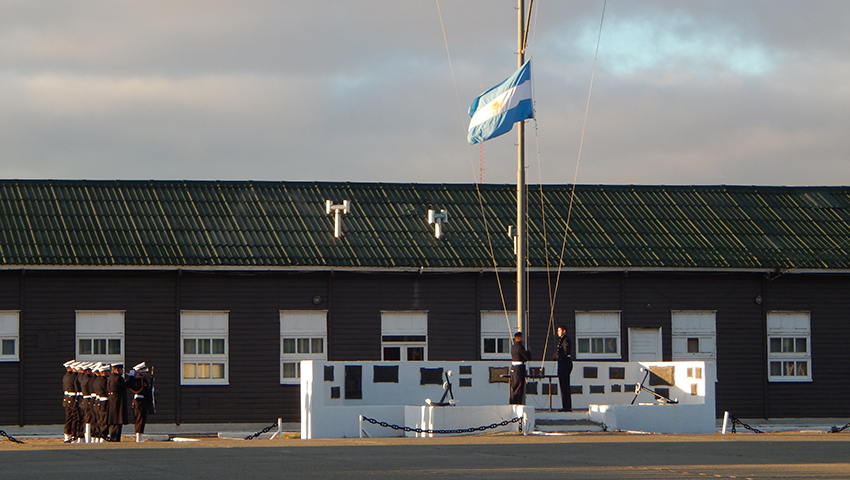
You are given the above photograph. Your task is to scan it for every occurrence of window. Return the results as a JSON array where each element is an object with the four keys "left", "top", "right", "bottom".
[
  {"left": 767, "top": 311, "right": 811, "bottom": 382},
  {"left": 575, "top": 311, "right": 621, "bottom": 360},
  {"left": 381, "top": 311, "right": 427, "bottom": 361},
  {"left": 76, "top": 311, "right": 124, "bottom": 365},
  {"left": 672, "top": 311, "right": 716, "bottom": 361},
  {"left": 0, "top": 311, "right": 20, "bottom": 362},
  {"left": 480, "top": 311, "right": 517, "bottom": 359},
  {"left": 280, "top": 311, "right": 327, "bottom": 384},
  {"left": 181, "top": 311, "right": 229, "bottom": 385}
]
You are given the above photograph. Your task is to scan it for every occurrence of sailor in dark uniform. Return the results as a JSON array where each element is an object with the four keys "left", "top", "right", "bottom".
[
  {"left": 553, "top": 325, "right": 574, "bottom": 411},
  {"left": 106, "top": 363, "right": 129, "bottom": 442},
  {"left": 128, "top": 362, "right": 153, "bottom": 442},
  {"left": 62, "top": 360, "right": 78, "bottom": 443},
  {"left": 509, "top": 332, "right": 531, "bottom": 405},
  {"left": 90, "top": 363, "right": 109, "bottom": 443},
  {"left": 79, "top": 362, "right": 95, "bottom": 443}
]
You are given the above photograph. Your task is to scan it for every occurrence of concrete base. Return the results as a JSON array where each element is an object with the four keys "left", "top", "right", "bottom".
[
  {"left": 404, "top": 405, "right": 532, "bottom": 438},
  {"left": 589, "top": 403, "right": 715, "bottom": 434}
]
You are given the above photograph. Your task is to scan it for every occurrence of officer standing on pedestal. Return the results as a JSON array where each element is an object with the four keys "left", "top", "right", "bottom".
[
  {"left": 509, "top": 332, "right": 531, "bottom": 405},
  {"left": 554, "top": 325, "right": 574, "bottom": 411}
]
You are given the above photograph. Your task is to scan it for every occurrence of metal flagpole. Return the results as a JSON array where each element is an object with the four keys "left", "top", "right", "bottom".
[{"left": 516, "top": 0, "right": 527, "bottom": 337}]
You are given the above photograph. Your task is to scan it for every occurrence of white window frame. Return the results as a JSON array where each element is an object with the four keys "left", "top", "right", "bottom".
[
  {"left": 767, "top": 311, "right": 812, "bottom": 383},
  {"left": 76, "top": 311, "right": 124, "bottom": 365},
  {"left": 0, "top": 311, "right": 20, "bottom": 362},
  {"left": 671, "top": 310, "right": 717, "bottom": 361},
  {"left": 181, "top": 311, "right": 229, "bottom": 385},
  {"left": 480, "top": 311, "right": 516, "bottom": 359},
  {"left": 280, "top": 311, "right": 328, "bottom": 384},
  {"left": 381, "top": 311, "right": 427, "bottom": 361},
  {"left": 575, "top": 311, "right": 621, "bottom": 360}
]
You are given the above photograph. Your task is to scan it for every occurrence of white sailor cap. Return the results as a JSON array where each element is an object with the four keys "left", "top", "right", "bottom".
[
  {"left": 98, "top": 364, "right": 111, "bottom": 372},
  {"left": 63, "top": 360, "right": 76, "bottom": 368},
  {"left": 133, "top": 362, "right": 148, "bottom": 372},
  {"left": 111, "top": 362, "right": 124, "bottom": 369}
]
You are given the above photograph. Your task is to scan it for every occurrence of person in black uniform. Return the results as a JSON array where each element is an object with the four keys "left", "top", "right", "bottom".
[
  {"left": 79, "top": 363, "right": 94, "bottom": 442},
  {"left": 106, "top": 363, "right": 129, "bottom": 442},
  {"left": 90, "top": 364, "right": 109, "bottom": 443},
  {"left": 62, "top": 360, "right": 78, "bottom": 443},
  {"left": 509, "top": 331, "right": 531, "bottom": 405},
  {"left": 128, "top": 362, "right": 153, "bottom": 442},
  {"left": 553, "top": 325, "right": 574, "bottom": 411}
]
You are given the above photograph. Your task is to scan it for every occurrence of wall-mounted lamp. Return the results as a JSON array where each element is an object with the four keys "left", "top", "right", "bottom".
[
  {"left": 755, "top": 294, "right": 763, "bottom": 305},
  {"left": 325, "top": 199, "right": 350, "bottom": 238},
  {"left": 427, "top": 208, "right": 448, "bottom": 239}
]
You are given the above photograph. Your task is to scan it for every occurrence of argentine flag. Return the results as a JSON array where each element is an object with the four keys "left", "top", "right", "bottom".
[{"left": 467, "top": 60, "right": 534, "bottom": 145}]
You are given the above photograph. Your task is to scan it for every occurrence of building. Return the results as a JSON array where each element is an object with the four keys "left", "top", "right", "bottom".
[{"left": 1, "top": 179, "right": 848, "bottom": 426}]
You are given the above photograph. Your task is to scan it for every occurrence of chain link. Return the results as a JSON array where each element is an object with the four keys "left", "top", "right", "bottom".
[
  {"left": 245, "top": 421, "right": 280, "bottom": 440},
  {"left": 361, "top": 415, "right": 523, "bottom": 435},
  {"left": 0, "top": 430, "right": 25, "bottom": 444},
  {"left": 728, "top": 416, "right": 763, "bottom": 434},
  {"left": 830, "top": 423, "right": 850, "bottom": 433}
]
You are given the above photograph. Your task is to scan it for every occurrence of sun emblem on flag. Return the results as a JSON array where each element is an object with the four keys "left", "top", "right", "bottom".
[{"left": 490, "top": 100, "right": 502, "bottom": 112}]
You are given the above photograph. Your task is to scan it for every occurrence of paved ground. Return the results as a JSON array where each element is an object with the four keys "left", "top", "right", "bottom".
[{"left": 2, "top": 432, "right": 850, "bottom": 479}]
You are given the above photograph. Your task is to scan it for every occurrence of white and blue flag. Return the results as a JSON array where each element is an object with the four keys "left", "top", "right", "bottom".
[{"left": 467, "top": 60, "right": 534, "bottom": 145}]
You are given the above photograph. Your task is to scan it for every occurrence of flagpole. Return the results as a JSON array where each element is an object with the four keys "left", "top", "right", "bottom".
[{"left": 516, "top": 0, "right": 527, "bottom": 338}]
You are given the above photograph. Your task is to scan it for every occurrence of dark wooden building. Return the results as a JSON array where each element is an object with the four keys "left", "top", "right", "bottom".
[{"left": 1, "top": 180, "right": 848, "bottom": 425}]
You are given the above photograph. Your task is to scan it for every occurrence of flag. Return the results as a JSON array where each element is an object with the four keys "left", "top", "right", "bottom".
[{"left": 467, "top": 60, "right": 534, "bottom": 145}]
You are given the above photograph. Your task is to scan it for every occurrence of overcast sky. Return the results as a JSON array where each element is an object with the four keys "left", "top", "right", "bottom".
[{"left": 1, "top": 1, "right": 849, "bottom": 186}]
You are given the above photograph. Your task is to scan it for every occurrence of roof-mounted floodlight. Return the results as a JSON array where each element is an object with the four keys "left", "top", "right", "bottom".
[
  {"left": 427, "top": 208, "right": 448, "bottom": 239},
  {"left": 508, "top": 225, "right": 517, "bottom": 254},
  {"left": 325, "top": 199, "right": 350, "bottom": 238}
]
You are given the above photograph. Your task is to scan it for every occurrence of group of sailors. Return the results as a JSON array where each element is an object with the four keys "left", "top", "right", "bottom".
[{"left": 62, "top": 360, "right": 154, "bottom": 443}]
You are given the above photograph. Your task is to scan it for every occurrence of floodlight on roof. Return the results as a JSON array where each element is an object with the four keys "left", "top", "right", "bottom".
[
  {"left": 325, "top": 199, "right": 350, "bottom": 238},
  {"left": 427, "top": 208, "right": 448, "bottom": 239}
]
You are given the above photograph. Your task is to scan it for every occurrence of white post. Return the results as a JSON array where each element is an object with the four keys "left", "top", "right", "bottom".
[
  {"left": 359, "top": 415, "right": 364, "bottom": 438},
  {"left": 721, "top": 411, "right": 730, "bottom": 434},
  {"left": 522, "top": 412, "right": 528, "bottom": 436},
  {"left": 85, "top": 423, "right": 91, "bottom": 443}
]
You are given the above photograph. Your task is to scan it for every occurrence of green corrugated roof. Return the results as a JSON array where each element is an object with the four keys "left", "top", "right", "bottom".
[{"left": 1, "top": 180, "right": 850, "bottom": 270}]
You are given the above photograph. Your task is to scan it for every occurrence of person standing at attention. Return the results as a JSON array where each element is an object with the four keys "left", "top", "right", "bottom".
[
  {"left": 509, "top": 331, "right": 531, "bottom": 405},
  {"left": 554, "top": 325, "right": 573, "bottom": 411}
]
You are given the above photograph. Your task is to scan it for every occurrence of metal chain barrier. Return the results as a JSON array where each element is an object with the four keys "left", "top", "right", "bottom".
[
  {"left": 0, "top": 430, "right": 25, "bottom": 444},
  {"left": 829, "top": 422, "right": 850, "bottom": 433},
  {"left": 361, "top": 415, "right": 523, "bottom": 435},
  {"left": 729, "top": 416, "right": 763, "bottom": 434},
  {"left": 245, "top": 421, "right": 279, "bottom": 440}
]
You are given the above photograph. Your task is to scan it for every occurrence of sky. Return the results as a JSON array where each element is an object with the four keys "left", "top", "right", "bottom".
[{"left": 1, "top": 0, "right": 849, "bottom": 186}]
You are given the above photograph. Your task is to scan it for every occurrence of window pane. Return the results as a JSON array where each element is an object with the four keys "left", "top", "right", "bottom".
[
  {"left": 769, "top": 361, "right": 782, "bottom": 376},
  {"left": 183, "top": 363, "right": 197, "bottom": 379},
  {"left": 311, "top": 338, "right": 324, "bottom": 354},
  {"left": 211, "top": 363, "right": 225, "bottom": 379},
  {"left": 796, "top": 361, "right": 808, "bottom": 376},
  {"left": 184, "top": 339, "right": 197, "bottom": 355},
  {"left": 383, "top": 347, "right": 400, "bottom": 361},
  {"left": 781, "top": 338, "right": 794, "bottom": 353},
  {"left": 497, "top": 338, "right": 509, "bottom": 353},
  {"left": 577, "top": 338, "right": 589, "bottom": 353},
  {"left": 687, "top": 338, "right": 700, "bottom": 353},
  {"left": 298, "top": 338, "right": 310, "bottom": 354},
  {"left": 212, "top": 339, "right": 225, "bottom": 355},
  {"left": 604, "top": 338, "right": 618, "bottom": 354},
  {"left": 283, "top": 338, "right": 296, "bottom": 354},
  {"left": 93, "top": 339, "right": 107, "bottom": 355},
  {"left": 108, "top": 339, "right": 121, "bottom": 355},
  {"left": 199, "top": 339, "right": 211, "bottom": 355},
  {"left": 1, "top": 339, "right": 14, "bottom": 355},
  {"left": 795, "top": 338, "right": 807, "bottom": 353},
  {"left": 591, "top": 338, "right": 603, "bottom": 353},
  {"left": 484, "top": 338, "right": 496, "bottom": 353},
  {"left": 783, "top": 361, "right": 795, "bottom": 376},
  {"left": 769, "top": 338, "right": 781, "bottom": 353},
  {"left": 407, "top": 347, "right": 424, "bottom": 361},
  {"left": 282, "top": 362, "right": 297, "bottom": 378},
  {"left": 79, "top": 339, "right": 93, "bottom": 355},
  {"left": 197, "top": 363, "right": 211, "bottom": 379}
]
